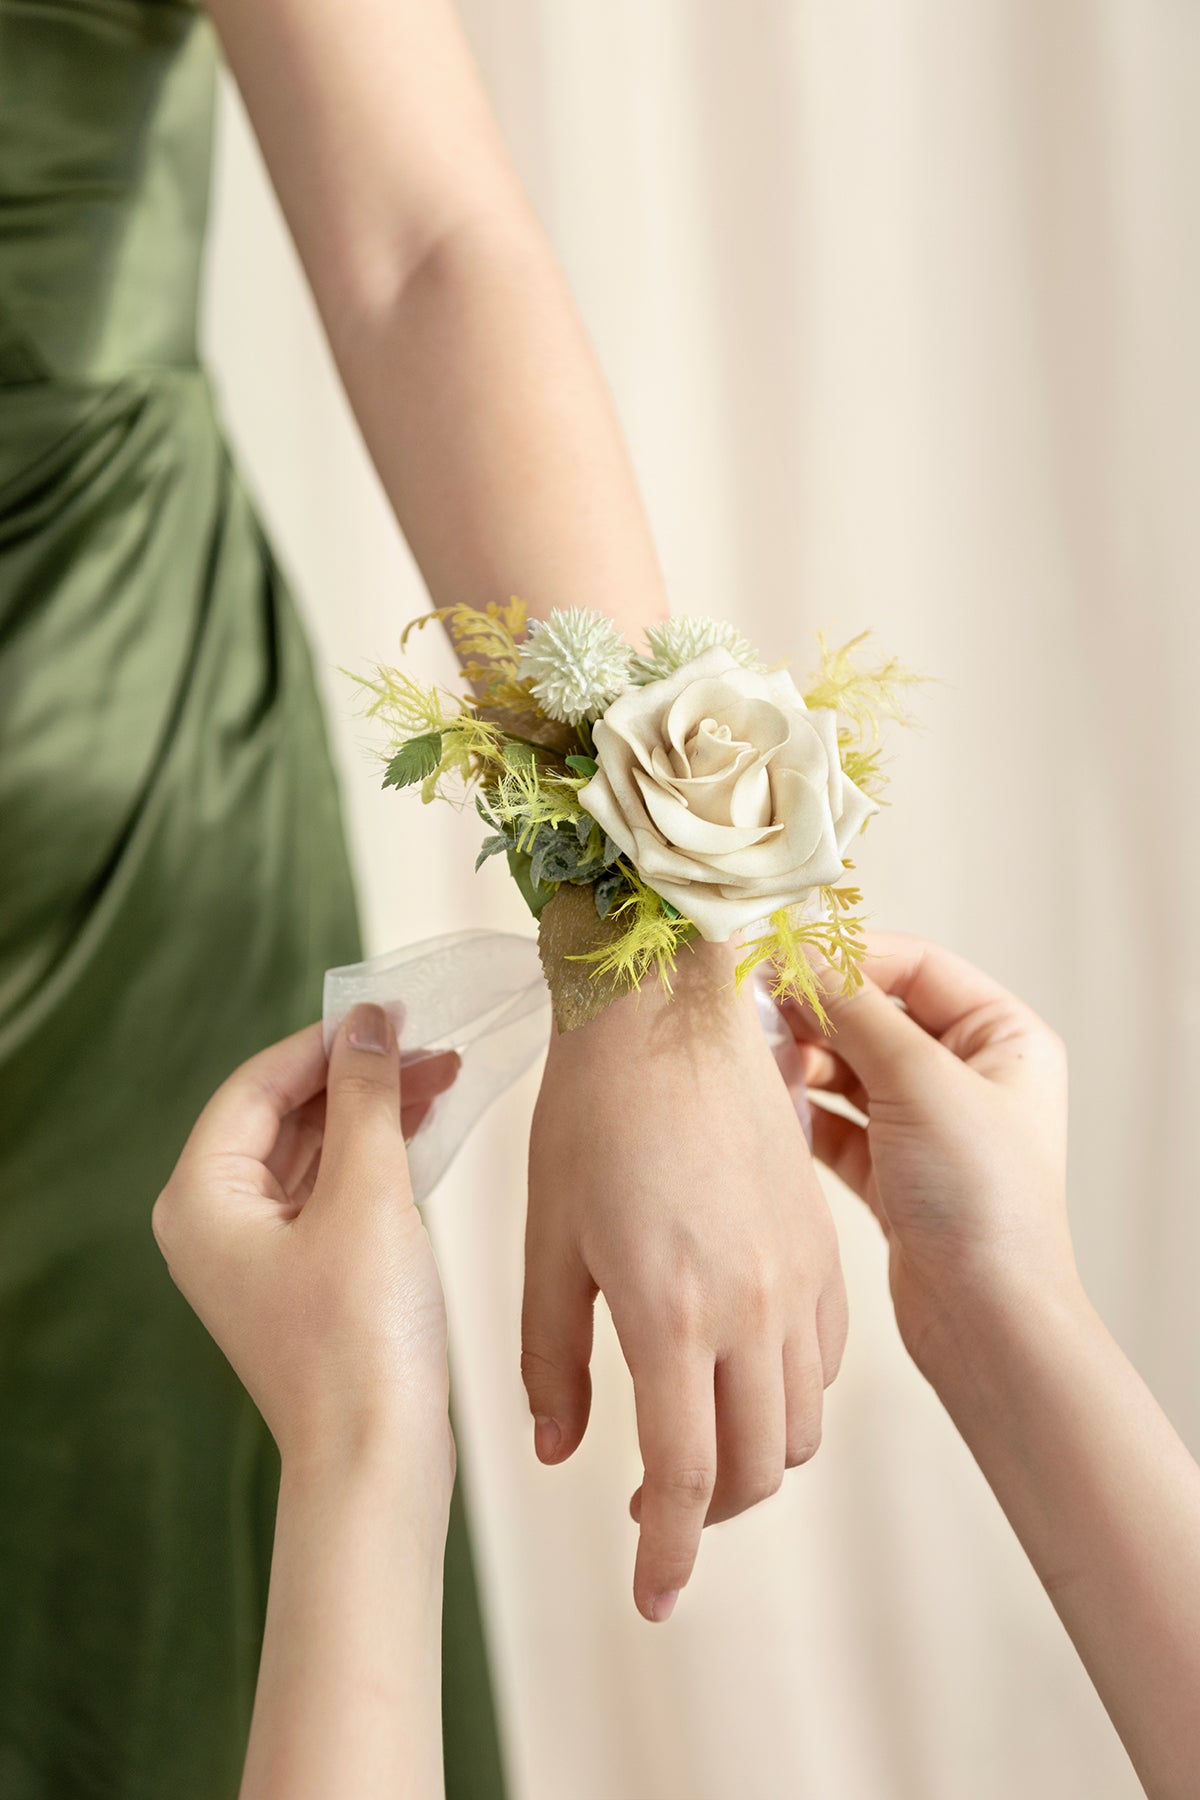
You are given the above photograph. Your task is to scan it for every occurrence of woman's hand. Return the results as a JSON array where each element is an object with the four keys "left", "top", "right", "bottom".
[
  {"left": 783, "top": 930, "right": 1075, "bottom": 1370},
  {"left": 155, "top": 1006, "right": 460, "bottom": 1800},
  {"left": 152, "top": 1005, "right": 459, "bottom": 1477},
  {"left": 525, "top": 942, "right": 847, "bottom": 1624},
  {"left": 788, "top": 932, "right": 1200, "bottom": 1799}
]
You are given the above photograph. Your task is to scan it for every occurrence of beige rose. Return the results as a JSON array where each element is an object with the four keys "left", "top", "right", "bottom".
[{"left": 579, "top": 646, "right": 876, "bottom": 941}]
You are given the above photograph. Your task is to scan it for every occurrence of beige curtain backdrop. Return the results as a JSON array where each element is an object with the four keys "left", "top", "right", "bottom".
[{"left": 202, "top": 5, "right": 1199, "bottom": 1797}]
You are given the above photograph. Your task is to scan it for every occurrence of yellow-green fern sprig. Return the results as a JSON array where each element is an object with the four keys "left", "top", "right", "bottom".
[
  {"left": 569, "top": 871, "right": 695, "bottom": 996},
  {"left": 802, "top": 631, "right": 925, "bottom": 747},
  {"left": 735, "top": 882, "right": 869, "bottom": 1031},
  {"left": 353, "top": 664, "right": 461, "bottom": 740},
  {"left": 401, "top": 597, "right": 534, "bottom": 714},
  {"left": 487, "top": 748, "right": 587, "bottom": 853}
]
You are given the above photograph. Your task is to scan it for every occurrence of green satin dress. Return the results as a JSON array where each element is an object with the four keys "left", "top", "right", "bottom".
[{"left": 0, "top": 3, "right": 505, "bottom": 1795}]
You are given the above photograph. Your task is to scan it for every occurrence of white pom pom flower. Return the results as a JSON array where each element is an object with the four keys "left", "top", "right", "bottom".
[
  {"left": 517, "top": 608, "right": 633, "bottom": 726},
  {"left": 629, "top": 612, "right": 759, "bottom": 680},
  {"left": 630, "top": 615, "right": 762, "bottom": 685}
]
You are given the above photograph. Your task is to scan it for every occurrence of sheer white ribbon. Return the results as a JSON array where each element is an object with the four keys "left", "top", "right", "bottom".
[{"left": 324, "top": 930, "right": 805, "bottom": 1202}]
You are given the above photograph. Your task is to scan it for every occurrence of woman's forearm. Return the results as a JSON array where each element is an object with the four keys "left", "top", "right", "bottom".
[
  {"left": 332, "top": 213, "right": 670, "bottom": 638},
  {"left": 208, "top": 0, "right": 669, "bottom": 640},
  {"left": 239, "top": 1438, "right": 452, "bottom": 1800},
  {"left": 921, "top": 1278, "right": 1200, "bottom": 1799}
]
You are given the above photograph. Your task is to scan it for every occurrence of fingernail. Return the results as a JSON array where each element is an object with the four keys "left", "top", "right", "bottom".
[
  {"left": 648, "top": 1590, "right": 679, "bottom": 1624},
  {"left": 345, "top": 1004, "right": 394, "bottom": 1054},
  {"left": 534, "top": 1416, "right": 562, "bottom": 1461}
]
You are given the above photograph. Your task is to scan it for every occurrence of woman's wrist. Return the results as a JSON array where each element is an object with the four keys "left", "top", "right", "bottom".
[
  {"left": 911, "top": 1259, "right": 1096, "bottom": 1406},
  {"left": 279, "top": 1406, "right": 456, "bottom": 1523},
  {"left": 544, "top": 937, "right": 748, "bottom": 1064}
]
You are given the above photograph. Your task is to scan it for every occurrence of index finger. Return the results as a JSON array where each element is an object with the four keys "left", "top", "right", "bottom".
[
  {"left": 183, "top": 1022, "right": 329, "bottom": 1164},
  {"left": 630, "top": 1353, "right": 717, "bottom": 1623}
]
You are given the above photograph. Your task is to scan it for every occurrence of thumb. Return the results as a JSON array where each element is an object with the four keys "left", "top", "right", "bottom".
[
  {"left": 521, "top": 1216, "right": 596, "bottom": 1466},
  {"left": 811, "top": 969, "right": 945, "bottom": 1107},
  {"left": 318, "top": 1003, "right": 407, "bottom": 1194}
]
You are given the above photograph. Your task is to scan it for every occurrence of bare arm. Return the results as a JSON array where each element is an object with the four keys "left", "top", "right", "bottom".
[
  {"left": 204, "top": 0, "right": 667, "bottom": 636},
  {"left": 791, "top": 934, "right": 1200, "bottom": 1798},
  {"left": 243, "top": 1446, "right": 449, "bottom": 1800},
  {"left": 926, "top": 1279, "right": 1200, "bottom": 1799},
  {"left": 153, "top": 1013, "right": 459, "bottom": 1799}
]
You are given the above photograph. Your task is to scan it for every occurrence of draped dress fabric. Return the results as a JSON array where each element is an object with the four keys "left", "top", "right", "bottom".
[{"left": 0, "top": 2, "right": 505, "bottom": 1794}]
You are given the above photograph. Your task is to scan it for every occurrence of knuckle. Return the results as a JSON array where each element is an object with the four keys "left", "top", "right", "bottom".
[
  {"left": 650, "top": 1465, "right": 716, "bottom": 1508},
  {"left": 520, "top": 1345, "right": 569, "bottom": 1393},
  {"left": 333, "top": 1068, "right": 391, "bottom": 1103},
  {"left": 734, "top": 1260, "right": 780, "bottom": 1332},
  {"left": 740, "top": 1268, "right": 778, "bottom": 1329}
]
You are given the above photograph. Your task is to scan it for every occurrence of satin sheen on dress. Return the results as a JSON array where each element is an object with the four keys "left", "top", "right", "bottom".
[{"left": 0, "top": 2, "right": 505, "bottom": 1795}]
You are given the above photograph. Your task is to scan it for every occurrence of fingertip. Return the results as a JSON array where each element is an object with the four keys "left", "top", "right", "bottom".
[
  {"left": 403, "top": 1047, "right": 461, "bottom": 1097},
  {"left": 534, "top": 1416, "right": 565, "bottom": 1463},
  {"left": 321, "top": 1006, "right": 407, "bottom": 1169},
  {"left": 800, "top": 1043, "right": 841, "bottom": 1087},
  {"left": 400, "top": 1099, "right": 433, "bottom": 1142},
  {"left": 633, "top": 1549, "right": 684, "bottom": 1624}
]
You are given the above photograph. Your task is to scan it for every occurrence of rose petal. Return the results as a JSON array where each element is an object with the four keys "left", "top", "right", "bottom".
[
  {"left": 649, "top": 735, "right": 755, "bottom": 796},
  {"left": 600, "top": 646, "right": 743, "bottom": 771},
  {"left": 655, "top": 741, "right": 774, "bottom": 823},
  {"left": 761, "top": 665, "right": 809, "bottom": 713},
  {"left": 650, "top": 876, "right": 821, "bottom": 942},
  {"left": 635, "top": 766, "right": 781, "bottom": 854},
  {"left": 585, "top": 649, "right": 878, "bottom": 946},
  {"left": 685, "top": 719, "right": 751, "bottom": 779},
  {"left": 666, "top": 687, "right": 789, "bottom": 767},
  {"left": 833, "top": 771, "right": 877, "bottom": 851},
  {"left": 803, "top": 708, "right": 843, "bottom": 817},
  {"left": 725, "top": 757, "right": 774, "bottom": 829},
  {"left": 577, "top": 743, "right": 643, "bottom": 862}
]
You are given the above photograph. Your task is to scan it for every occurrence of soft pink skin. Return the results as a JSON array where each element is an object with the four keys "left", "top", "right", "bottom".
[
  {"left": 786, "top": 932, "right": 1200, "bottom": 1800},
  {"left": 524, "top": 940, "right": 847, "bottom": 1623}
]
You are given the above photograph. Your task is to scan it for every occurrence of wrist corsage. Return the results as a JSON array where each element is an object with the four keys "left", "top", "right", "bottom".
[{"left": 358, "top": 603, "right": 917, "bottom": 1031}]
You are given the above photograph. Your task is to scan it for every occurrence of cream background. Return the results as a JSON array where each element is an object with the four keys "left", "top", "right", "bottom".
[{"left": 202, "top": 5, "right": 1200, "bottom": 1797}]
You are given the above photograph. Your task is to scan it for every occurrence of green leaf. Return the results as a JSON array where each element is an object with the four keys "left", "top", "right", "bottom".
[
  {"left": 383, "top": 733, "right": 443, "bottom": 790},
  {"left": 565, "top": 754, "right": 599, "bottom": 778},
  {"left": 661, "top": 899, "right": 681, "bottom": 920},
  {"left": 506, "top": 846, "right": 554, "bottom": 919},
  {"left": 475, "top": 834, "right": 510, "bottom": 872},
  {"left": 502, "top": 739, "right": 538, "bottom": 770},
  {"left": 594, "top": 868, "right": 626, "bottom": 919},
  {"left": 529, "top": 821, "right": 609, "bottom": 889}
]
